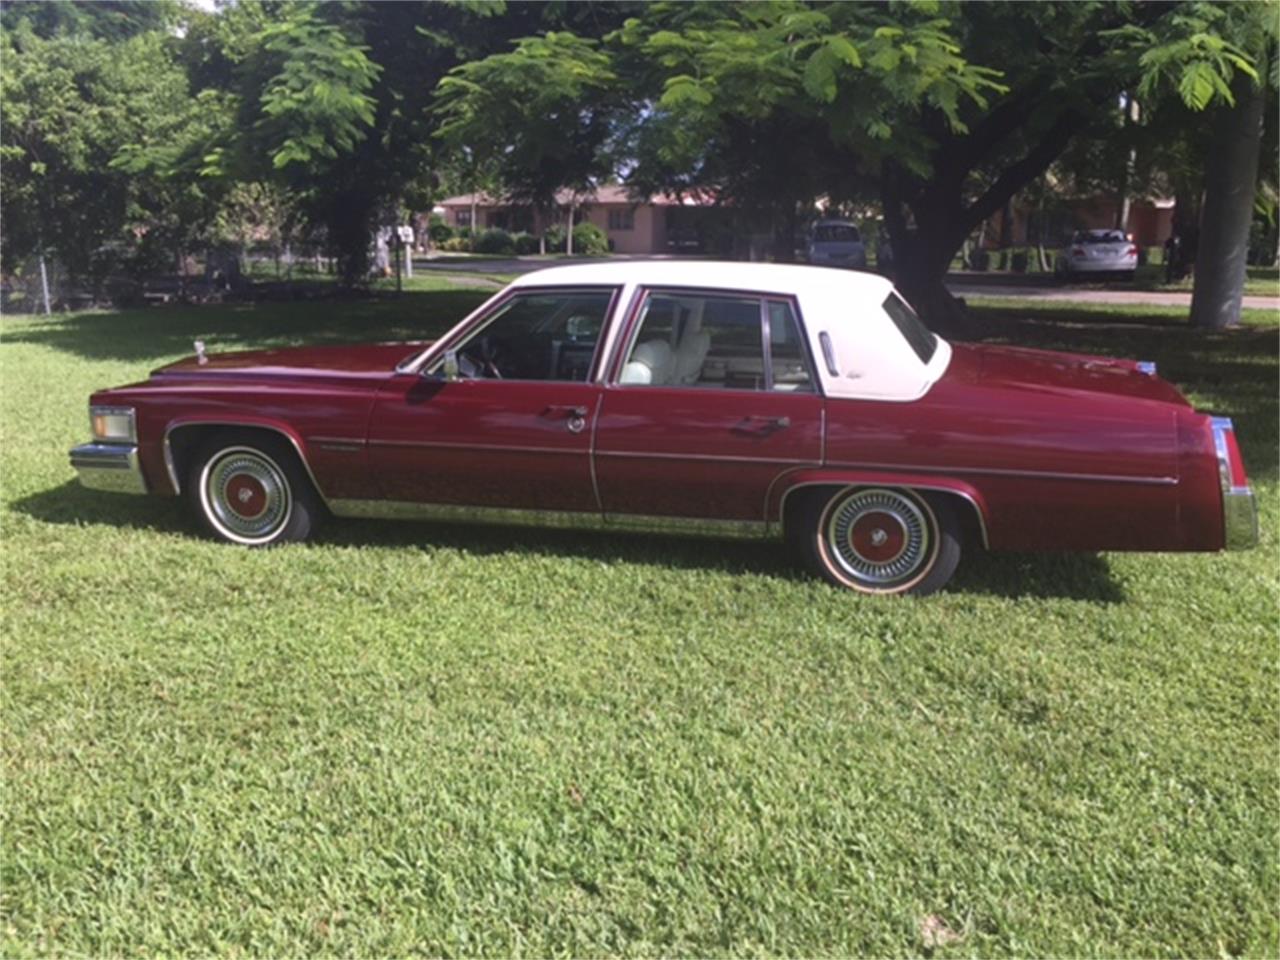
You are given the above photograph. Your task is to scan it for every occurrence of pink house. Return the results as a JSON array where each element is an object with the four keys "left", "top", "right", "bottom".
[{"left": 435, "top": 185, "right": 710, "bottom": 254}]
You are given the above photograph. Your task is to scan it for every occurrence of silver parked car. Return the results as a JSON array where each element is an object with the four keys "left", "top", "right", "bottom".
[
  {"left": 1056, "top": 229, "right": 1138, "bottom": 280},
  {"left": 806, "top": 219, "right": 867, "bottom": 270}
]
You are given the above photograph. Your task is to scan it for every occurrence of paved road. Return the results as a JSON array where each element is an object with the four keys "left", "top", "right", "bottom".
[
  {"left": 414, "top": 255, "right": 1280, "bottom": 311},
  {"left": 947, "top": 281, "right": 1279, "bottom": 311}
]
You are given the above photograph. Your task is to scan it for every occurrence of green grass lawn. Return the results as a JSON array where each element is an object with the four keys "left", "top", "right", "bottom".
[{"left": 2, "top": 290, "right": 1277, "bottom": 956}]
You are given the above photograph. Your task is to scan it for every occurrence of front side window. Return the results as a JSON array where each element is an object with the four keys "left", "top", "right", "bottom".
[
  {"left": 443, "top": 290, "right": 613, "bottom": 382},
  {"left": 619, "top": 291, "right": 815, "bottom": 392}
]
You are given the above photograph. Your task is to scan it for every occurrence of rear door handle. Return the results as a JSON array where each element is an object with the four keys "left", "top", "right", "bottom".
[
  {"left": 733, "top": 415, "right": 790, "bottom": 435},
  {"left": 543, "top": 404, "right": 588, "bottom": 418}
]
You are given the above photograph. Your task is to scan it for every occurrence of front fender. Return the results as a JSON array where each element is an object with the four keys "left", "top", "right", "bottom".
[{"left": 160, "top": 415, "right": 318, "bottom": 499}]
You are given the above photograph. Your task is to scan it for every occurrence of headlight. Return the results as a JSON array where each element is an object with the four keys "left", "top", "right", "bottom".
[{"left": 90, "top": 406, "right": 136, "bottom": 443}]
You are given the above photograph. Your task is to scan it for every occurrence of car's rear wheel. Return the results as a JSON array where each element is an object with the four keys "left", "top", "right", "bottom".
[
  {"left": 187, "top": 431, "right": 319, "bottom": 546},
  {"left": 794, "top": 486, "right": 962, "bottom": 596}
]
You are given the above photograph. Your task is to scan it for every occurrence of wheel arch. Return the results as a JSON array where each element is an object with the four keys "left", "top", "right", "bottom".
[
  {"left": 773, "top": 470, "right": 989, "bottom": 549},
  {"left": 164, "top": 418, "right": 327, "bottom": 503}
]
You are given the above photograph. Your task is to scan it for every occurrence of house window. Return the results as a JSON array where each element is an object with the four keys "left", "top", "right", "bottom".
[
  {"left": 607, "top": 208, "right": 635, "bottom": 231},
  {"left": 455, "top": 211, "right": 472, "bottom": 228}
]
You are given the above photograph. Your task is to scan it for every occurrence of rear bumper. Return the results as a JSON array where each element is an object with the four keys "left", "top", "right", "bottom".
[
  {"left": 1223, "top": 487, "right": 1259, "bottom": 550},
  {"left": 69, "top": 442, "right": 148, "bottom": 494},
  {"left": 1064, "top": 260, "right": 1136, "bottom": 273}
]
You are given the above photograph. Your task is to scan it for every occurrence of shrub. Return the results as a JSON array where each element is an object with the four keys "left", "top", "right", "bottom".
[
  {"left": 439, "top": 236, "right": 472, "bottom": 253},
  {"left": 572, "top": 222, "right": 609, "bottom": 256},
  {"left": 427, "top": 215, "right": 452, "bottom": 246},
  {"left": 473, "top": 228, "right": 515, "bottom": 255},
  {"left": 543, "top": 224, "right": 566, "bottom": 253},
  {"left": 513, "top": 232, "right": 540, "bottom": 255},
  {"left": 1011, "top": 250, "right": 1029, "bottom": 273}
]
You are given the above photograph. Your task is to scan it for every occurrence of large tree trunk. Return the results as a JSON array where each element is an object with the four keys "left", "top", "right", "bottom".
[
  {"left": 1190, "top": 70, "right": 1266, "bottom": 329},
  {"left": 877, "top": 98, "right": 1092, "bottom": 339}
]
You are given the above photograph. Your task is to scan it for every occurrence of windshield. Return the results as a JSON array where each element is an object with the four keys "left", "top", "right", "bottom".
[
  {"left": 812, "top": 224, "right": 860, "bottom": 243},
  {"left": 1074, "top": 230, "right": 1127, "bottom": 244},
  {"left": 882, "top": 293, "right": 938, "bottom": 365}
]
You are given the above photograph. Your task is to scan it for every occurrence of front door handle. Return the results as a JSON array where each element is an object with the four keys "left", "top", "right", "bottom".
[{"left": 543, "top": 404, "right": 588, "bottom": 419}]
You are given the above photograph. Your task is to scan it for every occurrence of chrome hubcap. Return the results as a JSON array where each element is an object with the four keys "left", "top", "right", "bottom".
[
  {"left": 203, "top": 448, "right": 291, "bottom": 543},
  {"left": 824, "top": 488, "right": 931, "bottom": 586}
]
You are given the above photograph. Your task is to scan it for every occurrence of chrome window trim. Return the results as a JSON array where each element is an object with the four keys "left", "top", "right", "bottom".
[
  {"left": 163, "top": 420, "right": 330, "bottom": 505},
  {"left": 405, "top": 285, "right": 622, "bottom": 381},
  {"left": 606, "top": 286, "right": 825, "bottom": 397},
  {"left": 1136, "top": 360, "right": 1157, "bottom": 376}
]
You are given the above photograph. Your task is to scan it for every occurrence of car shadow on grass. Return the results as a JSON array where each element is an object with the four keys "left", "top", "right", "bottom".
[
  {"left": 11, "top": 482, "right": 1126, "bottom": 602},
  {"left": 8, "top": 482, "right": 191, "bottom": 537}
]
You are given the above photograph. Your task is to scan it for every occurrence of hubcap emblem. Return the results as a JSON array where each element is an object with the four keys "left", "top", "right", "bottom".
[
  {"left": 870, "top": 528, "right": 888, "bottom": 547},
  {"left": 237, "top": 488, "right": 254, "bottom": 504}
]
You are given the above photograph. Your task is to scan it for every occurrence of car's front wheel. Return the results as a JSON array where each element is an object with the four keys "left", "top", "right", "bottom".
[
  {"left": 188, "top": 431, "right": 319, "bottom": 546},
  {"left": 794, "top": 486, "right": 962, "bottom": 596}
]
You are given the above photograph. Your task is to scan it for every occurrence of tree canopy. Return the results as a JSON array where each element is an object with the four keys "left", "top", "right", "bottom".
[{"left": 1, "top": 0, "right": 1272, "bottom": 326}]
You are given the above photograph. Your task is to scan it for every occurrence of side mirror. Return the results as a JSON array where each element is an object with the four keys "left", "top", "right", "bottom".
[{"left": 442, "top": 349, "right": 460, "bottom": 381}]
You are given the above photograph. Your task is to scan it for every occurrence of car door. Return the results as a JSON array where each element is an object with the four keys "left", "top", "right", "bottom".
[
  {"left": 367, "top": 288, "right": 616, "bottom": 513},
  {"left": 593, "top": 291, "right": 823, "bottom": 524}
]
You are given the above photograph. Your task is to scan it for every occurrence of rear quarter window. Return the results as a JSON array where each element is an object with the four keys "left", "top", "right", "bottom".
[{"left": 883, "top": 294, "right": 938, "bottom": 365}]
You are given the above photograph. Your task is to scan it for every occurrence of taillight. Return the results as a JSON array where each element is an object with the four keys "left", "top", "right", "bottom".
[
  {"left": 1211, "top": 417, "right": 1249, "bottom": 491},
  {"left": 1072, "top": 247, "right": 1085, "bottom": 256},
  {"left": 1126, "top": 246, "right": 1138, "bottom": 257}
]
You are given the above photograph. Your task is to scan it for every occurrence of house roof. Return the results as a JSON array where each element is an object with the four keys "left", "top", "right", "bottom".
[{"left": 438, "top": 186, "right": 711, "bottom": 208}]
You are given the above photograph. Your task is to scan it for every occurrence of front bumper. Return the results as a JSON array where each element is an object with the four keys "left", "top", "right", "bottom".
[
  {"left": 1223, "top": 487, "right": 1259, "bottom": 550},
  {"left": 69, "top": 442, "right": 148, "bottom": 494}
]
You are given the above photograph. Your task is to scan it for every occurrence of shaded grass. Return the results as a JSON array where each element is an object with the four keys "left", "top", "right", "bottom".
[{"left": 1, "top": 291, "right": 1277, "bottom": 957}]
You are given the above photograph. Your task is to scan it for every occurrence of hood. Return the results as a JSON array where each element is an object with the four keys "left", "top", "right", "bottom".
[
  {"left": 152, "top": 342, "right": 428, "bottom": 381},
  {"left": 947, "top": 343, "right": 1188, "bottom": 406}
]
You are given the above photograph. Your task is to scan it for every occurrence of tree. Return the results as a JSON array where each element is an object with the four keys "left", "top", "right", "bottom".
[
  {"left": 0, "top": 19, "right": 208, "bottom": 290},
  {"left": 435, "top": 12, "right": 640, "bottom": 254},
  {"left": 207, "top": 2, "right": 564, "bottom": 287},
  {"left": 449, "top": 1, "right": 1268, "bottom": 334}
]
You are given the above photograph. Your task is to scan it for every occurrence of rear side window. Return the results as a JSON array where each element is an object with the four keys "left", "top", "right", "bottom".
[{"left": 882, "top": 294, "right": 937, "bottom": 365}]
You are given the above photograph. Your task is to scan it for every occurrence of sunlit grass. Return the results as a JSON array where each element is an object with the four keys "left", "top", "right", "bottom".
[{"left": 1, "top": 291, "right": 1276, "bottom": 956}]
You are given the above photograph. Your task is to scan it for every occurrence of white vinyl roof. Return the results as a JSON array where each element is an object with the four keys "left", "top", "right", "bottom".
[
  {"left": 510, "top": 259, "right": 895, "bottom": 301},
  {"left": 420, "top": 261, "right": 950, "bottom": 402}
]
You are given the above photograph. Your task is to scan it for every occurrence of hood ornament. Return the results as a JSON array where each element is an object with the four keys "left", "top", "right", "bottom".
[{"left": 194, "top": 340, "right": 207, "bottom": 364}]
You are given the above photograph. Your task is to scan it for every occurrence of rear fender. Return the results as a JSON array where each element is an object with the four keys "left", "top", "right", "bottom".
[{"left": 770, "top": 469, "right": 990, "bottom": 547}]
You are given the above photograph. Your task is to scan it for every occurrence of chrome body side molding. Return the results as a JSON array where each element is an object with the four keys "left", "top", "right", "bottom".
[{"left": 327, "top": 499, "right": 777, "bottom": 540}]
